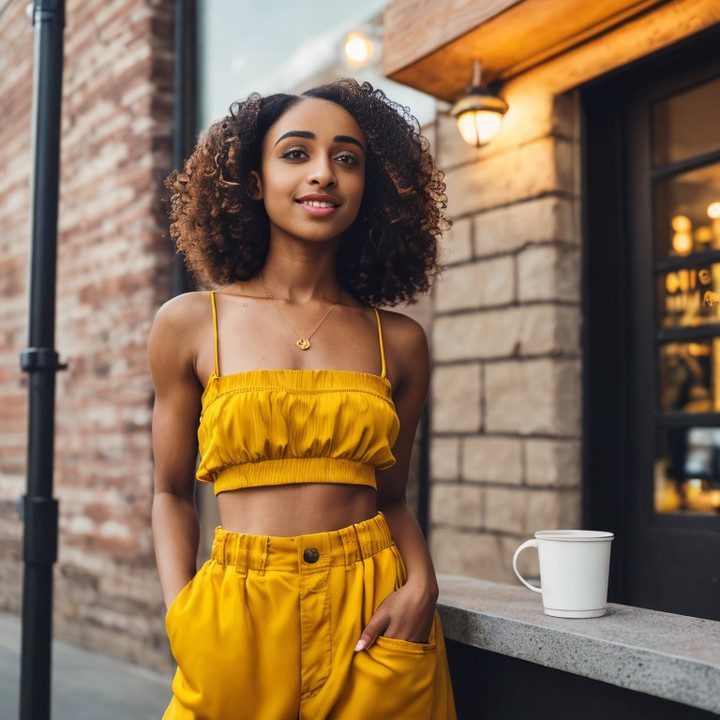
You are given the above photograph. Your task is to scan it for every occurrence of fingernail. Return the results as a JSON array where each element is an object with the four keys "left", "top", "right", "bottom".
[{"left": 354, "top": 639, "right": 365, "bottom": 651}]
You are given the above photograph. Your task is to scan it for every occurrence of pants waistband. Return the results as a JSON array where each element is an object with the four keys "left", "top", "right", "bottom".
[{"left": 210, "top": 510, "right": 394, "bottom": 576}]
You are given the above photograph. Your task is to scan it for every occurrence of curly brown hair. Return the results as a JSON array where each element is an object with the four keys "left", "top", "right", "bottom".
[{"left": 163, "top": 77, "right": 451, "bottom": 306}]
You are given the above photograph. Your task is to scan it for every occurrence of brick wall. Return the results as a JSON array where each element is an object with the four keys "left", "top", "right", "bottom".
[
  {"left": 0, "top": 0, "right": 175, "bottom": 671},
  {"left": 429, "top": 88, "right": 584, "bottom": 583}
]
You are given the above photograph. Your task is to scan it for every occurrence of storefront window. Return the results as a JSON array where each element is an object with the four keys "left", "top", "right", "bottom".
[
  {"left": 654, "top": 162, "right": 720, "bottom": 258},
  {"left": 657, "top": 264, "right": 720, "bottom": 327},
  {"left": 652, "top": 73, "right": 720, "bottom": 516},
  {"left": 651, "top": 75, "right": 720, "bottom": 166}
]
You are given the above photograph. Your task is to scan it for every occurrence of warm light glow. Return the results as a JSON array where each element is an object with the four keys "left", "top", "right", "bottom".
[
  {"left": 688, "top": 343, "right": 710, "bottom": 355},
  {"left": 683, "top": 479, "right": 720, "bottom": 511},
  {"left": 671, "top": 215, "right": 691, "bottom": 232},
  {"left": 456, "top": 109, "right": 504, "bottom": 146},
  {"left": 672, "top": 231, "right": 693, "bottom": 255},
  {"left": 654, "top": 476, "right": 681, "bottom": 513},
  {"left": 344, "top": 32, "right": 372, "bottom": 65},
  {"left": 451, "top": 61, "right": 508, "bottom": 148},
  {"left": 666, "top": 272, "right": 679, "bottom": 293},
  {"left": 707, "top": 202, "right": 720, "bottom": 219},
  {"left": 695, "top": 226, "right": 713, "bottom": 243}
]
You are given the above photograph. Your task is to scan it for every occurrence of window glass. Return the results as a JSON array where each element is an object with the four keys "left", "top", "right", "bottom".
[
  {"left": 657, "top": 264, "right": 720, "bottom": 328},
  {"left": 653, "top": 161, "right": 720, "bottom": 258},
  {"left": 652, "top": 75, "right": 720, "bottom": 166},
  {"left": 655, "top": 426, "right": 720, "bottom": 515}
]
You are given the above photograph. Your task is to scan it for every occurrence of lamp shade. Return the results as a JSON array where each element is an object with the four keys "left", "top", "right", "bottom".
[{"left": 451, "top": 91, "right": 508, "bottom": 147}]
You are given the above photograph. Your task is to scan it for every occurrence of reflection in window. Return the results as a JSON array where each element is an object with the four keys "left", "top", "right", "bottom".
[
  {"left": 654, "top": 161, "right": 720, "bottom": 258},
  {"left": 658, "top": 264, "right": 720, "bottom": 327},
  {"left": 652, "top": 75, "right": 720, "bottom": 166},
  {"left": 652, "top": 74, "right": 720, "bottom": 517},
  {"left": 658, "top": 341, "right": 717, "bottom": 413},
  {"left": 655, "top": 426, "right": 720, "bottom": 514}
]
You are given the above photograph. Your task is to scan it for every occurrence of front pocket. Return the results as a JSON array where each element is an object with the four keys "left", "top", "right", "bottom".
[
  {"left": 375, "top": 609, "right": 438, "bottom": 653},
  {"left": 164, "top": 561, "right": 206, "bottom": 631}
]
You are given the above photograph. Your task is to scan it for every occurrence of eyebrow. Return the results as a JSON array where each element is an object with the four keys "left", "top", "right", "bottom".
[{"left": 273, "top": 130, "right": 365, "bottom": 152}]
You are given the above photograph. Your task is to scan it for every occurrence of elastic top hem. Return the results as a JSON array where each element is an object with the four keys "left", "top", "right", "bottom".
[{"left": 211, "top": 457, "right": 378, "bottom": 495}]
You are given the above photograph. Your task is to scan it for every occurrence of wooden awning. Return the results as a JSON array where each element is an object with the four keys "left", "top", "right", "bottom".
[{"left": 382, "top": 0, "right": 719, "bottom": 100}]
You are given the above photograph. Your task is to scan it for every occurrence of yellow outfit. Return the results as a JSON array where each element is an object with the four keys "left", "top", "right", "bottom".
[
  {"left": 162, "top": 292, "right": 457, "bottom": 719},
  {"left": 197, "top": 290, "right": 401, "bottom": 494}
]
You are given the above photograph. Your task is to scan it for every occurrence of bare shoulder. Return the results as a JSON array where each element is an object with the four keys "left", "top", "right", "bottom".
[
  {"left": 375, "top": 307, "right": 429, "bottom": 392},
  {"left": 148, "top": 290, "right": 211, "bottom": 388},
  {"left": 152, "top": 290, "right": 210, "bottom": 332},
  {"left": 376, "top": 306, "right": 428, "bottom": 350}
]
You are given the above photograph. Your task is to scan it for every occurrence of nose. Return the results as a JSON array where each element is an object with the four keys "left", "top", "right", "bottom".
[{"left": 305, "top": 156, "right": 336, "bottom": 187}]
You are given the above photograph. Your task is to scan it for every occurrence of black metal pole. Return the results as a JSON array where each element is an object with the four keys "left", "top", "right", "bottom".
[
  {"left": 172, "top": 0, "right": 195, "bottom": 297},
  {"left": 19, "top": 2, "right": 66, "bottom": 719}
]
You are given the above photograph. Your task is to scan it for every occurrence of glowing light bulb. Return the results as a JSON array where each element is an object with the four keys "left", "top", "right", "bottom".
[
  {"left": 671, "top": 215, "right": 691, "bottom": 232},
  {"left": 695, "top": 226, "right": 713, "bottom": 243},
  {"left": 344, "top": 32, "right": 372, "bottom": 65},
  {"left": 672, "top": 231, "right": 693, "bottom": 255},
  {"left": 456, "top": 109, "right": 504, "bottom": 146}
]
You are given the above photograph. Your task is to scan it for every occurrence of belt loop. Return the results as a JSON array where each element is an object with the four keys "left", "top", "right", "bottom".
[
  {"left": 339, "top": 527, "right": 352, "bottom": 566},
  {"left": 351, "top": 522, "right": 363, "bottom": 563},
  {"left": 235, "top": 534, "right": 248, "bottom": 577},
  {"left": 258, "top": 536, "right": 269, "bottom": 575},
  {"left": 220, "top": 532, "right": 228, "bottom": 567}
]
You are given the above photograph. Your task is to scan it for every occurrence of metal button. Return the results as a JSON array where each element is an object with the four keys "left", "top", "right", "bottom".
[{"left": 303, "top": 547, "right": 320, "bottom": 563}]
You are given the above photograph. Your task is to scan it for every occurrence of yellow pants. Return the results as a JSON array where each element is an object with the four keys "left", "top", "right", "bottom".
[{"left": 162, "top": 510, "right": 457, "bottom": 719}]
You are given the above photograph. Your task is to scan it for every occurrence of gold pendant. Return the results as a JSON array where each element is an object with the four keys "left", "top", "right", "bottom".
[{"left": 296, "top": 338, "right": 311, "bottom": 350}]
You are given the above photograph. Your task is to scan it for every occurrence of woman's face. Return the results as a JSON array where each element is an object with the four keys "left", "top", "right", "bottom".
[{"left": 252, "top": 98, "right": 366, "bottom": 243}]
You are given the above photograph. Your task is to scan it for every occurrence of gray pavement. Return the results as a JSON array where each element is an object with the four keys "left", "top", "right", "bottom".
[{"left": 0, "top": 610, "right": 173, "bottom": 719}]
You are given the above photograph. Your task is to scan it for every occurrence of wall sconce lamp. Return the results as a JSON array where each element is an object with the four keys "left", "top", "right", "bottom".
[{"left": 451, "top": 60, "right": 508, "bottom": 147}]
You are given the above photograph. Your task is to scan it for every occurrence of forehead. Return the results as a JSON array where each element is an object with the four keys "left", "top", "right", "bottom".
[{"left": 266, "top": 98, "right": 365, "bottom": 150}]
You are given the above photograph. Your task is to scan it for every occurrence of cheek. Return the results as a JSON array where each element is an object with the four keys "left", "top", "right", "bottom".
[{"left": 344, "top": 176, "right": 365, "bottom": 211}]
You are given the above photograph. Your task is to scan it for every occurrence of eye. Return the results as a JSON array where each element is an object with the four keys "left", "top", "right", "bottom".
[
  {"left": 280, "top": 147, "right": 359, "bottom": 166},
  {"left": 337, "top": 153, "right": 359, "bottom": 166},
  {"left": 281, "top": 148, "right": 306, "bottom": 160}
]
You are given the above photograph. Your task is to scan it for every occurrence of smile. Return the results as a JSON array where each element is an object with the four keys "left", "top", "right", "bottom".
[{"left": 295, "top": 200, "right": 340, "bottom": 217}]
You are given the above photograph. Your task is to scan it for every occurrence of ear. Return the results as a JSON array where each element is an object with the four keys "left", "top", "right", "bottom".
[{"left": 247, "top": 170, "right": 263, "bottom": 201}]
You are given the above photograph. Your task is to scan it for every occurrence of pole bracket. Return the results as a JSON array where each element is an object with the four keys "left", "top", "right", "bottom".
[{"left": 20, "top": 347, "right": 68, "bottom": 373}]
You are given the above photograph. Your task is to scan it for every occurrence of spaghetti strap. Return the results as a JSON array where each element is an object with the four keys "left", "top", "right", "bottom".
[
  {"left": 209, "top": 291, "right": 220, "bottom": 376},
  {"left": 373, "top": 307, "right": 387, "bottom": 379}
]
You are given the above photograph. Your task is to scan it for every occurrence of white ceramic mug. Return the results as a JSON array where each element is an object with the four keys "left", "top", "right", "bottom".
[{"left": 512, "top": 530, "right": 614, "bottom": 618}]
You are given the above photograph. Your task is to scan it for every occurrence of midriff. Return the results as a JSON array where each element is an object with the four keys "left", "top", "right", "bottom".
[{"left": 216, "top": 481, "right": 378, "bottom": 536}]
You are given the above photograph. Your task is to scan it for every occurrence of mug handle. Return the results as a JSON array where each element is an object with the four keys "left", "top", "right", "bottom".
[{"left": 512, "top": 539, "right": 542, "bottom": 593}]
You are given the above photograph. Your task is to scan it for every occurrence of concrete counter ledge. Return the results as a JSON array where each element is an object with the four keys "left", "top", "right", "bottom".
[{"left": 436, "top": 574, "right": 720, "bottom": 716}]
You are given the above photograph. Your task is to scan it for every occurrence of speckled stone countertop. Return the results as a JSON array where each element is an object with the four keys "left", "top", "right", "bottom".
[{"left": 436, "top": 573, "right": 720, "bottom": 715}]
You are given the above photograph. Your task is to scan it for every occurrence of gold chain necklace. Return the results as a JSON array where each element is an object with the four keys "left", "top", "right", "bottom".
[{"left": 257, "top": 273, "right": 344, "bottom": 351}]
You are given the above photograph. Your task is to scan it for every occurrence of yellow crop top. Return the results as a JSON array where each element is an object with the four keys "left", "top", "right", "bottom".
[{"left": 196, "top": 291, "right": 401, "bottom": 495}]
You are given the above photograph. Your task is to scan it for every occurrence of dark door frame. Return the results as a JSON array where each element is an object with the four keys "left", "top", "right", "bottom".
[{"left": 580, "top": 22, "right": 720, "bottom": 613}]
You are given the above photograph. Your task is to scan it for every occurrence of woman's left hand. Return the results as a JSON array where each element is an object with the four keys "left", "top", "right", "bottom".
[{"left": 354, "top": 580, "right": 438, "bottom": 651}]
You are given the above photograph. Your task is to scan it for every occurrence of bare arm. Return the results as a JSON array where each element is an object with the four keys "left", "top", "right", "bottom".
[
  {"left": 376, "top": 312, "right": 438, "bottom": 600},
  {"left": 148, "top": 294, "right": 204, "bottom": 610}
]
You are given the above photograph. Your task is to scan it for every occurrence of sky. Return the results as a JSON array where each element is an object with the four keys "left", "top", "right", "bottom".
[{"left": 196, "top": 0, "right": 436, "bottom": 131}]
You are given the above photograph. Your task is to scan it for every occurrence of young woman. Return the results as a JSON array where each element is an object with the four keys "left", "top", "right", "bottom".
[{"left": 149, "top": 77, "right": 457, "bottom": 719}]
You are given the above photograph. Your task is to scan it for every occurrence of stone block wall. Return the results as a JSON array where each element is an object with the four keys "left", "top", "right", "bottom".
[{"left": 429, "top": 88, "right": 584, "bottom": 584}]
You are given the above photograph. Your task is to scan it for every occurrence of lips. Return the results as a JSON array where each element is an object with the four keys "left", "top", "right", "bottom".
[
  {"left": 295, "top": 199, "right": 341, "bottom": 218},
  {"left": 294, "top": 200, "right": 340, "bottom": 206},
  {"left": 295, "top": 194, "right": 341, "bottom": 206}
]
